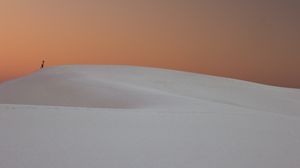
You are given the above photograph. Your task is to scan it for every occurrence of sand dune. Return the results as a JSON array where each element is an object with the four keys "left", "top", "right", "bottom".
[
  {"left": 0, "top": 65, "right": 299, "bottom": 168},
  {"left": 0, "top": 65, "right": 299, "bottom": 114}
]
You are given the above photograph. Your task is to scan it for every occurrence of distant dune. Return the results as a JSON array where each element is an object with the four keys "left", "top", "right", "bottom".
[{"left": 0, "top": 65, "right": 299, "bottom": 168}]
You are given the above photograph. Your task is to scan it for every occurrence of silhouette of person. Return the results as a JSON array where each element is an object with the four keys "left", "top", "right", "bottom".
[{"left": 40, "top": 60, "right": 45, "bottom": 69}]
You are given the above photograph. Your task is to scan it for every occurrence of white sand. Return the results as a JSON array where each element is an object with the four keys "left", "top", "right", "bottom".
[{"left": 0, "top": 65, "right": 299, "bottom": 168}]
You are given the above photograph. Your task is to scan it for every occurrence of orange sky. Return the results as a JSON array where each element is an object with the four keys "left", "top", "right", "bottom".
[{"left": 1, "top": 0, "right": 300, "bottom": 88}]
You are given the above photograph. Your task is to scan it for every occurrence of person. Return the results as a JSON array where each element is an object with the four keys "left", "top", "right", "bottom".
[{"left": 40, "top": 60, "right": 45, "bottom": 69}]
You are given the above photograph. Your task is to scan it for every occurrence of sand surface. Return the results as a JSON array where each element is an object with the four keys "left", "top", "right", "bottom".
[{"left": 0, "top": 65, "right": 299, "bottom": 168}]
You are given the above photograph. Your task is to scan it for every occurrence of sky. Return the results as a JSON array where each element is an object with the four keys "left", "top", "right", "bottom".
[{"left": 0, "top": 0, "right": 299, "bottom": 88}]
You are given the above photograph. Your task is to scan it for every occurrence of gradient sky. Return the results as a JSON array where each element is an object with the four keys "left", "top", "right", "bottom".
[{"left": 1, "top": 0, "right": 299, "bottom": 88}]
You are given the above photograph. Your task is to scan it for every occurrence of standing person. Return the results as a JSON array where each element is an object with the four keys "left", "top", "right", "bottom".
[{"left": 40, "top": 60, "right": 45, "bottom": 69}]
